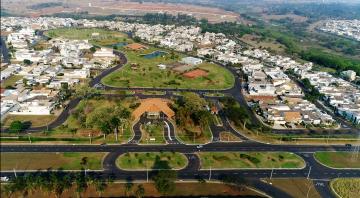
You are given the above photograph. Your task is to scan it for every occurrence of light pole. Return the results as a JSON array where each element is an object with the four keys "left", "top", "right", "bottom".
[
  {"left": 269, "top": 168, "right": 274, "bottom": 184},
  {"left": 208, "top": 166, "right": 212, "bottom": 181},
  {"left": 13, "top": 168, "right": 17, "bottom": 178},
  {"left": 307, "top": 166, "right": 312, "bottom": 180}
]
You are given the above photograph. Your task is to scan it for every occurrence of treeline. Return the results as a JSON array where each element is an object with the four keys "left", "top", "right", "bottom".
[
  {"left": 267, "top": 3, "right": 360, "bottom": 20},
  {"left": 27, "top": 2, "right": 63, "bottom": 10},
  {"left": 141, "top": 13, "right": 197, "bottom": 25},
  {"left": 199, "top": 21, "right": 252, "bottom": 37},
  {"left": 300, "top": 49, "right": 360, "bottom": 75},
  {"left": 42, "top": 12, "right": 124, "bottom": 21}
]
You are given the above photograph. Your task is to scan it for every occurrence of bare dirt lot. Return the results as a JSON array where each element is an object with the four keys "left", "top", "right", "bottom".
[{"left": 2, "top": 0, "right": 240, "bottom": 23}]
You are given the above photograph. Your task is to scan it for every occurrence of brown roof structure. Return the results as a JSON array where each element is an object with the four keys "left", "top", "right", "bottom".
[
  {"left": 125, "top": 43, "right": 148, "bottom": 51},
  {"left": 283, "top": 111, "right": 302, "bottom": 123},
  {"left": 132, "top": 98, "right": 175, "bottom": 120}
]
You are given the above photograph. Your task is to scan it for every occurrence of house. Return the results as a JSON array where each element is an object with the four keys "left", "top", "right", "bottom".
[
  {"left": 283, "top": 111, "right": 302, "bottom": 123},
  {"left": 93, "top": 48, "right": 115, "bottom": 58},
  {"left": 341, "top": 70, "right": 356, "bottom": 81},
  {"left": 181, "top": 57, "right": 203, "bottom": 66}
]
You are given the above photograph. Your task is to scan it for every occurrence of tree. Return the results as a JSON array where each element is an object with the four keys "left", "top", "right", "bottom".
[
  {"left": 23, "top": 59, "right": 32, "bottom": 65},
  {"left": 152, "top": 170, "right": 177, "bottom": 195},
  {"left": 135, "top": 184, "right": 145, "bottom": 198},
  {"left": 74, "top": 84, "right": 99, "bottom": 99},
  {"left": 9, "top": 120, "right": 24, "bottom": 133},
  {"left": 90, "top": 46, "right": 97, "bottom": 53},
  {"left": 124, "top": 177, "right": 134, "bottom": 196},
  {"left": 93, "top": 178, "right": 107, "bottom": 197}
]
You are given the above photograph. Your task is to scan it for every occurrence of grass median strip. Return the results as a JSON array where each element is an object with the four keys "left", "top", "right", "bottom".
[
  {"left": 116, "top": 152, "right": 188, "bottom": 170},
  {"left": 331, "top": 178, "right": 360, "bottom": 198},
  {"left": 314, "top": 151, "right": 360, "bottom": 168},
  {"left": 1, "top": 152, "right": 106, "bottom": 171},
  {"left": 198, "top": 152, "right": 305, "bottom": 169}
]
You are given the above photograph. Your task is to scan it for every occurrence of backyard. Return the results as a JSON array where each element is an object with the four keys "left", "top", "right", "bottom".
[
  {"left": 198, "top": 152, "right": 305, "bottom": 169},
  {"left": 101, "top": 47, "right": 234, "bottom": 90},
  {"left": 314, "top": 151, "right": 360, "bottom": 168},
  {"left": 1, "top": 152, "right": 106, "bottom": 170},
  {"left": 116, "top": 152, "right": 188, "bottom": 170}
]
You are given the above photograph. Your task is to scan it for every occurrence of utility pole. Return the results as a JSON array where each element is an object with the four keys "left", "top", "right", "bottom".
[
  {"left": 307, "top": 166, "right": 312, "bottom": 179},
  {"left": 270, "top": 168, "right": 274, "bottom": 182},
  {"left": 208, "top": 166, "right": 212, "bottom": 181}
]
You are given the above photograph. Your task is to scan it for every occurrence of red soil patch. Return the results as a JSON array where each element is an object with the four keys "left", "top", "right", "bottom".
[{"left": 183, "top": 69, "right": 208, "bottom": 78}]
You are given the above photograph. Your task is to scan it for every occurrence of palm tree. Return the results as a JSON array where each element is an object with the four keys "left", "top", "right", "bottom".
[
  {"left": 135, "top": 184, "right": 145, "bottom": 198},
  {"left": 110, "top": 116, "right": 121, "bottom": 142},
  {"left": 124, "top": 178, "right": 134, "bottom": 197},
  {"left": 93, "top": 178, "right": 107, "bottom": 197}
]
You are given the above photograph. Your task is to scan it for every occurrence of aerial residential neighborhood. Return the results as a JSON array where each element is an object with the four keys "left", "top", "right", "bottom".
[{"left": 0, "top": 0, "right": 359, "bottom": 198}]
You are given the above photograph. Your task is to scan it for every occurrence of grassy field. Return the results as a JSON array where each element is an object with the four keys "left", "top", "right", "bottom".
[
  {"left": 0, "top": 152, "right": 106, "bottom": 170},
  {"left": 331, "top": 178, "right": 360, "bottom": 198},
  {"left": 140, "top": 122, "right": 166, "bottom": 144},
  {"left": 175, "top": 125, "right": 213, "bottom": 145},
  {"left": 45, "top": 28, "right": 130, "bottom": 46},
  {"left": 219, "top": 132, "right": 242, "bottom": 142},
  {"left": 2, "top": 114, "right": 57, "bottom": 127},
  {"left": 116, "top": 152, "right": 187, "bottom": 170},
  {"left": 198, "top": 152, "right": 305, "bottom": 169},
  {"left": 102, "top": 47, "right": 234, "bottom": 90},
  {"left": 59, "top": 97, "right": 136, "bottom": 143},
  {"left": 263, "top": 178, "right": 321, "bottom": 198},
  {"left": 0, "top": 75, "right": 22, "bottom": 88},
  {"left": 314, "top": 152, "right": 360, "bottom": 168},
  {"left": 1, "top": 182, "right": 263, "bottom": 198}
]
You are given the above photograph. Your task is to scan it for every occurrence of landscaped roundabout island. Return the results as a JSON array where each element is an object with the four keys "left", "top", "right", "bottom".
[{"left": 116, "top": 152, "right": 188, "bottom": 170}]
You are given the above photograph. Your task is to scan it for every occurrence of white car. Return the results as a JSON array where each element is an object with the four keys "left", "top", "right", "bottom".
[
  {"left": 1, "top": 177, "right": 9, "bottom": 182},
  {"left": 196, "top": 145, "right": 203, "bottom": 149}
]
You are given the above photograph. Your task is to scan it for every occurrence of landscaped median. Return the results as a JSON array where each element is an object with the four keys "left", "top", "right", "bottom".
[
  {"left": 0, "top": 152, "right": 106, "bottom": 171},
  {"left": 330, "top": 178, "right": 360, "bottom": 198},
  {"left": 197, "top": 152, "right": 305, "bottom": 169},
  {"left": 116, "top": 152, "right": 188, "bottom": 170},
  {"left": 314, "top": 151, "right": 360, "bottom": 169}
]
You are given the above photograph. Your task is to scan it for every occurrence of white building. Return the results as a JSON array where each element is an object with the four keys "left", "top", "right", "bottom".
[{"left": 181, "top": 57, "right": 203, "bottom": 65}]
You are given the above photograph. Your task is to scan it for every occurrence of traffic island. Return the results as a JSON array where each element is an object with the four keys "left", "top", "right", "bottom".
[
  {"left": 314, "top": 151, "right": 360, "bottom": 169},
  {"left": 197, "top": 152, "right": 305, "bottom": 169},
  {"left": 330, "top": 178, "right": 360, "bottom": 198},
  {"left": 116, "top": 152, "right": 188, "bottom": 170}
]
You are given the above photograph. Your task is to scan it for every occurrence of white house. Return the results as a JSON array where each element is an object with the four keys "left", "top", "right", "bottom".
[{"left": 181, "top": 57, "right": 203, "bottom": 65}]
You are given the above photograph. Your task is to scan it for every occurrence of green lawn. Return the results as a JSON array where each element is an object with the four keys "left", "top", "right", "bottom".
[
  {"left": 45, "top": 28, "right": 130, "bottom": 46},
  {"left": 175, "top": 125, "right": 213, "bottom": 145},
  {"left": 0, "top": 75, "right": 22, "bottom": 88},
  {"left": 102, "top": 47, "right": 234, "bottom": 90},
  {"left": 198, "top": 152, "right": 305, "bottom": 169},
  {"left": 140, "top": 122, "right": 166, "bottom": 144},
  {"left": 331, "top": 178, "right": 360, "bottom": 198},
  {"left": 0, "top": 152, "right": 106, "bottom": 170},
  {"left": 314, "top": 152, "right": 360, "bottom": 168},
  {"left": 2, "top": 114, "right": 57, "bottom": 128},
  {"left": 116, "top": 152, "right": 188, "bottom": 170}
]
